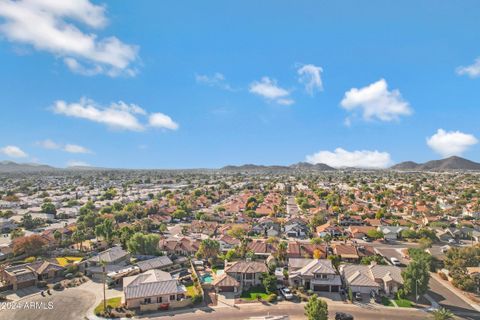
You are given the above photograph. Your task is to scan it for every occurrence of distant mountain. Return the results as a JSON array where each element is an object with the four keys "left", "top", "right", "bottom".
[
  {"left": 289, "top": 162, "right": 336, "bottom": 171},
  {"left": 391, "top": 156, "right": 480, "bottom": 171},
  {"left": 0, "top": 161, "right": 56, "bottom": 173},
  {"left": 221, "top": 162, "right": 335, "bottom": 172}
]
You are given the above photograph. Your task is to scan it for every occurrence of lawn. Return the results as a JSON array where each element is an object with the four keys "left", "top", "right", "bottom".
[
  {"left": 186, "top": 284, "right": 197, "bottom": 297},
  {"left": 394, "top": 298, "right": 413, "bottom": 307},
  {"left": 94, "top": 297, "right": 122, "bottom": 315},
  {"left": 381, "top": 296, "right": 394, "bottom": 306},
  {"left": 240, "top": 285, "right": 269, "bottom": 301},
  {"left": 56, "top": 256, "right": 83, "bottom": 267}
]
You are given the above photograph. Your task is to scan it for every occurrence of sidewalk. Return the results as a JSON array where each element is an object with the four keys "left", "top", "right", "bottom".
[{"left": 430, "top": 272, "right": 480, "bottom": 312}]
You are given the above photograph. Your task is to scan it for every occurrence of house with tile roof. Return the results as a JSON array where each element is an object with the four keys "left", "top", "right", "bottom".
[
  {"left": 340, "top": 262, "right": 403, "bottom": 295},
  {"left": 288, "top": 259, "right": 341, "bottom": 292},
  {"left": 215, "top": 260, "right": 268, "bottom": 292},
  {"left": 123, "top": 269, "right": 187, "bottom": 310}
]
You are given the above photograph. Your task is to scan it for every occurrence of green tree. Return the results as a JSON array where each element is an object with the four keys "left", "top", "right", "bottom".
[
  {"left": 304, "top": 295, "right": 328, "bottom": 320},
  {"left": 196, "top": 239, "right": 220, "bottom": 260},
  {"left": 402, "top": 259, "right": 430, "bottom": 298},
  {"left": 367, "top": 229, "right": 384, "bottom": 240},
  {"left": 127, "top": 232, "right": 160, "bottom": 255},
  {"left": 261, "top": 273, "right": 277, "bottom": 294},
  {"left": 41, "top": 202, "right": 57, "bottom": 215}
]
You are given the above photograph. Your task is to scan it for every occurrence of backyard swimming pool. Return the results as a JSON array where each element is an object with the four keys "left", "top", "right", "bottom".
[{"left": 200, "top": 273, "right": 213, "bottom": 283}]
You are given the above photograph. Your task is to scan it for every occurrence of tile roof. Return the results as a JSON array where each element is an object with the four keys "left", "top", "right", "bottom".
[
  {"left": 123, "top": 269, "right": 185, "bottom": 300},
  {"left": 225, "top": 260, "right": 268, "bottom": 274}
]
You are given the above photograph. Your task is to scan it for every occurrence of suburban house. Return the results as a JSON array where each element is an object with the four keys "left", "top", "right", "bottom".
[
  {"left": 287, "top": 241, "right": 327, "bottom": 259},
  {"left": 348, "top": 226, "right": 376, "bottom": 239},
  {"left": 123, "top": 269, "right": 187, "bottom": 311},
  {"left": 158, "top": 237, "right": 200, "bottom": 256},
  {"left": 288, "top": 258, "right": 341, "bottom": 292},
  {"left": 0, "top": 260, "right": 64, "bottom": 290},
  {"left": 378, "top": 226, "right": 407, "bottom": 240},
  {"left": 1, "top": 264, "right": 38, "bottom": 290},
  {"left": 340, "top": 263, "right": 403, "bottom": 295},
  {"left": 213, "top": 260, "right": 268, "bottom": 293},
  {"left": 316, "top": 221, "right": 344, "bottom": 238},
  {"left": 87, "top": 246, "right": 130, "bottom": 280},
  {"left": 136, "top": 256, "right": 173, "bottom": 273},
  {"left": 283, "top": 218, "right": 309, "bottom": 238}
]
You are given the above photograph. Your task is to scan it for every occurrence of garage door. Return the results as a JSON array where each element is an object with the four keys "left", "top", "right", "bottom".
[
  {"left": 330, "top": 285, "right": 339, "bottom": 292},
  {"left": 313, "top": 285, "right": 330, "bottom": 292},
  {"left": 220, "top": 286, "right": 234, "bottom": 292},
  {"left": 351, "top": 286, "right": 377, "bottom": 294}
]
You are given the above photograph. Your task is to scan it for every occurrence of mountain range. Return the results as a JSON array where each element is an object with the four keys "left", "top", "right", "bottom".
[
  {"left": 390, "top": 156, "right": 480, "bottom": 171},
  {"left": 1, "top": 156, "right": 480, "bottom": 173}
]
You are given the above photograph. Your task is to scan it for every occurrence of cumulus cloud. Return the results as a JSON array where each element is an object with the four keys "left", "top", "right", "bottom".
[
  {"left": 456, "top": 58, "right": 480, "bottom": 78},
  {"left": 306, "top": 147, "right": 392, "bottom": 168},
  {"left": 195, "top": 72, "right": 233, "bottom": 91},
  {"left": 340, "top": 79, "right": 412, "bottom": 122},
  {"left": 297, "top": 64, "right": 323, "bottom": 95},
  {"left": 37, "top": 139, "right": 92, "bottom": 154},
  {"left": 51, "top": 98, "right": 178, "bottom": 132},
  {"left": 0, "top": 0, "right": 138, "bottom": 76},
  {"left": 0, "top": 145, "right": 28, "bottom": 158},
  {"left": 426, "top": 129, "right": 478, "bottom": 158},
  {"left": 249, "top": 77, "right": 294, "bottom": 105},
  {"left": 148, "top": 113, "right": 179, "bottom": 130}
]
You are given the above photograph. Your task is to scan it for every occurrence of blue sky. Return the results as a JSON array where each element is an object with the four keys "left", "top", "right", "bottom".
[{"left": 1, "top": 0, "right": 480, "bottom": 169}]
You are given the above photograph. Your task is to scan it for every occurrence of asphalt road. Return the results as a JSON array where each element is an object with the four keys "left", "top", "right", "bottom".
[
  {"left": 0, "top": 288, "right": 95, "bottom": 320},
  {"left": 142, "top": 303, "right": 430, "bottom": 320},
  {"left": 427, "top": 277, "right": 480, "bottom": 319}
]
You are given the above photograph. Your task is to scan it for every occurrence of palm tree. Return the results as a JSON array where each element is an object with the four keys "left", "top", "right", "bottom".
[
  {"left": 432, "top": 308, "right": 454, "bottom": 320},
  {"left": 100, "top": 260, "right": 107, "bottom": 314}
]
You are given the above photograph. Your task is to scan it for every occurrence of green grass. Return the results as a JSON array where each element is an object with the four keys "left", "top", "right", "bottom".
[
  {"left": 186, "top": 284, "right": 197, "bottom": 297},
  {"left": 394, "top": 299, "right": 413, "bottom": 308},
  {"left": 94, "top": 297, "right": 122, "bottom": 315},
  {"left": 240, "top": 285, "right": 269, "bottom": 301},
  {"left": 382, "top": 296, "right": 394, "bottom": 306}
]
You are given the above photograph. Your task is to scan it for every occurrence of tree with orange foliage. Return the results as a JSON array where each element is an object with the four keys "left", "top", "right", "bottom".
[{"left": 13, "top": 234, "right": 48, "bottom": 256}]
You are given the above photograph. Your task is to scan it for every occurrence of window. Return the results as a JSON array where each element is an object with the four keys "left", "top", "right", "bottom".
[
  {"left": 170, "top": 295, "right": 175, "bottom": 301},
  {"left": 144, "top": 298, "right": 151, "bottom": 304},
  {"left": 157, "top": 297, "right": 162, "bottom": 303},
  {"left": 245, "top": 273, "right": 253, "bottom": 280}
]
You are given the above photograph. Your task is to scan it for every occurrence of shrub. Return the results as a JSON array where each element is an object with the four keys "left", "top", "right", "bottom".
[
  {"left": 53, "top": 283, "right": 62, "bottom": 290},
  {"left": 266, "top": 293, "right": 277, "bottom": 303},
  {"left": 24, "top": 256, "right": 36, "bottom": 263},
  {"left": 65, "top": 273, "right": 74, "bottom": 279},
  {"left": 191, "top": 294, "right": 203, "bottom": 304}
]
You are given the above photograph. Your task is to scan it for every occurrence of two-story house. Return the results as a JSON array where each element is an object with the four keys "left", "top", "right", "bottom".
[{"left": 288, "top": 258, "right": 341, "bottom": 292}]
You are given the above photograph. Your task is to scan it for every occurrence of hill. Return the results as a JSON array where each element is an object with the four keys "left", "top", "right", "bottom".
[{"left": 391, "top": 156, "right": 480, "bottom": 171}]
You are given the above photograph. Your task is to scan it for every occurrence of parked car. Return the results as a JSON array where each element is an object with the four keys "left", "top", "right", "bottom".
[
  {"left": 335, "top": 312, "right": 354, "bottom": 320},
  {"left": 390, "top": 257, "right": 401, "bottom": 266},
  {"left": 448, "top": 238, "right": 457, "bottom": 244},
  {"left": 354, "top": 292, "right": 362, "bottom": 301},
  {"left": 280, "top": 287, "right": 293, "bottom": 300},
  {"left": 361, "top": 236, "right": 371, "bottom": 242}
]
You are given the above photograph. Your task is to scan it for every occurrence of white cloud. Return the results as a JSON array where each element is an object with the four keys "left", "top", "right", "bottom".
[
  {"left": 297, "top": 64, "right": 323, "bottom": 95},
  {"left": 340, "top": 79, "right": 412, "bottom": 122},
  {"left": 51, "top": 98, "right": 178, "bottom": 132},
  {"left": 52, "top": 98, "right": 145, "bottom": 131},
  {"left": 456, "top": 58, "right": 480, "bottom": 78},
  {"left": 426, "top": 129, "right": 478, "bottom": 158},
  {"left": 195, "top": 72, "right": 233, "bottom": 91},
  {"left": 149, "top": 113, "right": 179, "bottom": 130},
  {"left": 306, "top": 147, "right": 391, "bottom": 168},
  {"left": 64, "top": 144, "right": 92, "bottom": 154},
  {"left": 1, "top": 145, "right": 28, "bottom": 158},
  {"left": 67, "top": 160, "right": 90, "bottom": 167},
  {"left": 0, "top": 0, "right": 138, "bottom": 77},
  {"left": 37, "top": 139, "right": 60, "bottom": 149},
  {"left": 249, "top": 77, "right": 294, "bottom": 105}
]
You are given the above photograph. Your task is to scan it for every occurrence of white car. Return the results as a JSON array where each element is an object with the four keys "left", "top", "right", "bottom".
[
  {"left": 390, "top": 257, "right": 401, "bottom": 266},
  {"left": 280, "top": 287, "right": 294, "bottom": 300},
  {"left": 448, "top": 239, "right": 456, "bottom": 244}
]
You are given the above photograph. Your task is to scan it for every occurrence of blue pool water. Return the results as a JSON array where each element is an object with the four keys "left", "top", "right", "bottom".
[{"left": 201, "top": 274, "right": 213, "bottom": 283}]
